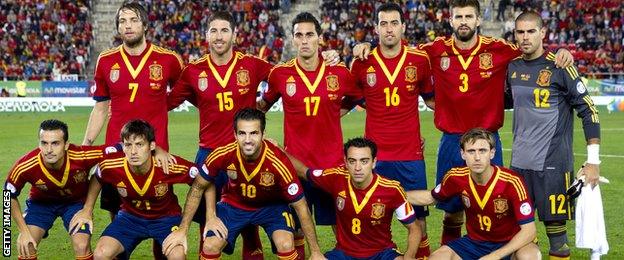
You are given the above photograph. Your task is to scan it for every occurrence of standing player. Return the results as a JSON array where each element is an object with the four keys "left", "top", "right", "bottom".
[
  {"left": 353, "top": 0, "right": 573, "bottom": 244},
  {"left": 408, "top": 128, "right": 540, "bottom": 260},
  {"left": 350, "top": 3, "right": 433, "bottom": 258},
  {"left": 162, "top": 108, "right": 324, "bottom": 260},
  {"left": 289, "top": 137, "right": 422, "bottom": 259},
  {"left": 508, "top": 12, "right": 601, "bottom": 259},
  {"left": 69, "top": 120, "right": 197, "bottom": 259},
  {"left": 257, "top": 13, "right": 361, "bottom": 257},
  {"left": 5, "top": 119, "right": 114, "bottom": 260}
]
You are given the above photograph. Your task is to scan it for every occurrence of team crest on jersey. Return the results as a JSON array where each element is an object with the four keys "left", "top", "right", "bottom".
[
  {"left": 440, "top": 57, "right": 450, "bottom": 71},
  {"left": 371, "top": 203, "right": 386, "bottom": 219},
  {"left": 259, "top": 172, "right": 275, "bottom": 187},
  {"left": 405, "top": 66, "right": 417, "bottom": 83},
  {"left": 537, "top": 69, "right": 552, "bottom": 87},
  {"left": 73, "top": 170, "right": 87, "bottom": 183},
  {"left": 479, "top": 53, "right": 493, "bottom": 70},
  {"left": 286, "top": 83, "right": 296, "bottom": 96},
  {"left": 110, "top": 63, "right": 120, "bottom": 83},
  {"left": 461, "top": 191, "right": 471, "bottom": 208},
  {"left": 236, "top": 70, "right": 250, "bottom": 87},
  {"left": 326, "top": 75, "right": 339, "bottom": 92},
  {"left": 149, "top": 63, "right": 163, "bottom": 81},
  {"left": 226, "top": 170, "right": 238, "bottom": 180},
  {"left": 493, "top": 198, "right": 508, "bottom": 213},
  {"left": 154, "top": 183, "right": 168, "bottom": 197},
  {"left": 336, "top": 196, "right": 345, "bottom": 211},
  {"left": 117, "top": 187, "right": 127, "bottom": 197},
  {"left": 366, "top": 66, "right": 376, "bottom": 86}
]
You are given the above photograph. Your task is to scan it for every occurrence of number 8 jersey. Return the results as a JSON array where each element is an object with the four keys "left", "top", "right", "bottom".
[{"left": 93, "top": 43, "right": 184, "bottom": 150}]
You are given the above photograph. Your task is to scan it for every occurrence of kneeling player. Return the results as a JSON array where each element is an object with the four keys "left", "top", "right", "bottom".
[
  {"left": 162, "top": 108, "right": 324, "bottom": 259},
  {"left": 408, "top": 128, "right": 540, "bottom": 260},
  {"left": 70, "top": 120, "right": 198, "bottom": 259},
  {"left": 287, "top": 137, "right": 422, "bottom": 259}
]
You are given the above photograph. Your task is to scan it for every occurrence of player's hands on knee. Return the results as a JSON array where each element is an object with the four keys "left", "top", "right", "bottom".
[
  {"left": 162, "top": 229, "right": 188, "bottom": 256},
  {"left": 309, "top": 250, "right": 327, "bottom": 260},
  {"left": 321, "top": 50, "right": 341, "bottom": 66},
  {"left": 479, "top": 253, "right": 499, "bottom": 260},
  {"left": 553, "top": 48, "right": 574, "bottom": 68},
  {"left": 204, "top": 217, "right": 228, "bottom": 240},
  {"left": 17, "top": 231, "right": 37, "bottom": 257},
  {"left": 580, "top": 163, "right": 600, "bottom": 188},
  {"left": 69, "top": 208, "right": 93, "bottom": 235},
  {"left": 155, "top": 146, "right": 176, "bottom": 174},
  {"left": 352, "top": 42, "right": 372, "bottom": 60}
]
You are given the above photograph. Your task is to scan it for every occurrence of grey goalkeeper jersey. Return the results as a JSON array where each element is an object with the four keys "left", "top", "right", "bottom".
[{"left": 507, "top": 52, "right": 600, "bottom": 172}]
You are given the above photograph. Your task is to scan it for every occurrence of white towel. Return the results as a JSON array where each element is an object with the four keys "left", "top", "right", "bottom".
[{"left": 575, "top": 177, "right": 609, "bottom": 258}]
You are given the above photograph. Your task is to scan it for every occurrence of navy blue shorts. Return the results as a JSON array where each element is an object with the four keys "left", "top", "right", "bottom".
[
  {"left": 447, "top": 236, "right": 510, "bottom": 260},
  {"left": 192, "top": 147, "right": 228, "bottom": 224},
  {"left": 301, "top": 179, "right": 336, "bottom": 225},
  {"left": 101, "top": 211, "right": 181, "bottom": 257},
  {"left": 436, "top": 132, "right": 503, "bottom": 213},
  {"left": 375, "top": 160, "right": 429, "bottom": 218},
  {"left": 205, "top": 202, "right": 294, "bottom": 254},
  {"left": 324, "top": 247, "right": 401, "bottom": 260},
  {"left": 24, "top": 199, "right": 90, "bottom": 235}
]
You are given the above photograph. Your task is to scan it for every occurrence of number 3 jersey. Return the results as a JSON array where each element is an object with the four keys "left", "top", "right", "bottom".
[
  {"left": 432, "top": 166, "right": 534, "bottom": 242},
  {"left": 92, "top": 43, "right": 184, "bottom": 150},
  {"left": 200, "top": 141, "right": 304, "bottom": 211},
  {"left": 95, "top": 153, "right": 197, "bottom": 219},
  {"left": 307, "top": 167, "right": 416, "bottom": 258}
]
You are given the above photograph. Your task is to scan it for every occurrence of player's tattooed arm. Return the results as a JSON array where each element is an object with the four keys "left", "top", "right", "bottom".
[
  {"left": 291, "top": 197, "right": 326, "bottom": 260},
  {"left": 406, "top": 190, "right": 436, "bottom": 206},
  {"left": 403, "top": 221, "right": 422, "bottom": 260},
  {"left": 83, "top": 100, "right": 110, "bottom": 145},
  {"left": 283, "top": 152, "right": 309, "bottom": 181}
]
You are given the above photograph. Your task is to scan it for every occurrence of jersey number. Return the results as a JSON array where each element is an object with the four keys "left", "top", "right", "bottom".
[
  {"left": 459, "top": 73, "right": 469, "bottom": 92},
  {"left": 241, "top": 183, "right": 256, "bottom": 198},
  {"left": 132, "top": 200, "right": 151, "bottom": 210},
  {"left": 351, "top": 218, "right": 361, "bottom": 234},
  {"left": 533, "top": 88, "right": 550, "bottom": 108},
  {"left": 383, "top": 87, "right": 400, "bottom": 107},
  {"left": 304, "top": 96, "right": 320, "bottom": 116},
  {"left": 477, "top": 214, "right": 491, "bottom": 231},
  {"left": 549, "top": 194, "right": 566, "bottom": 215},
  {"left": 282, "top": 212, "right": 295, "bottom": 228},
  {"left": 217, "top": 91, "right": 234, "bottom": 111},
  {"left": 128, "top": 83, "right": 139, "bottom": 102}
]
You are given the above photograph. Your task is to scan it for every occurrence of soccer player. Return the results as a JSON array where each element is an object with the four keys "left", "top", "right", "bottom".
[
  {"left": 5, "top": 119, "right": 115, "bottom": 260},
  {"left": 162, "top": 108, "right": 324, "bottom": 260},
  {"left": 69, "top": 120, "right": 198, "bottom": 259},
  {"left": 350, "top": 3, "right": 434, "bottom": 257},
  {"left": 507, "top": 11, "right": 601, "bottom": 259},
  {"left": 407, "top": 128, "right": 540, "bottom": 260},
  {"left": 257, "top": 12, "right": 361, "bottom": 257},
  {"left": 83, "top": 2, "right": 184, "bottom": 241},
  {"left": 353, "top": 0, "right": 574, "bottom": 244},
  {"left": 288, "top": 137, "right": 421, "bottom": 259}
]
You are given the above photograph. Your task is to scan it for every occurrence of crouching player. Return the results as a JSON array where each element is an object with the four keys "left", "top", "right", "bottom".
[
  {"left": 408, "top": 128, "right": 540, "bottom": 260},
  {"left": 69, "top": 120, "right": 199, "bottom": 259}
]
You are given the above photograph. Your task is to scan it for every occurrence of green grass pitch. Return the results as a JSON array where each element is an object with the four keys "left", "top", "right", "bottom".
[{"left": 1, "top": 108, "right": 622, "bottom": 259}]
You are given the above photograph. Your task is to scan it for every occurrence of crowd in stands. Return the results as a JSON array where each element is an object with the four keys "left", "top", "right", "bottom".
[{"left": 0, "top": 0, "right": 93, "bottom": 80}]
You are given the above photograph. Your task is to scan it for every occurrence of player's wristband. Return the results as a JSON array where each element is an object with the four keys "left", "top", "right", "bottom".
[{"left": 586, "top": 144, "right": 601, "bottom": 165}]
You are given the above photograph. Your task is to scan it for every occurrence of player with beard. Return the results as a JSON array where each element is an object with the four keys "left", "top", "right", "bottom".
[
  {"left": 84, "top": 2, "right": 184, "bottom": 259},
  {"left": 352, "top": 0, "right": 574, "bottom": 245}
]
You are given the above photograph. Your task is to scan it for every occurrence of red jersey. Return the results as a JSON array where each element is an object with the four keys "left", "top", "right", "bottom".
[
  {"left": 308, "top": 167, "right": 416, "bottom": 258},
  {"left": 201, "top": 141, "right": 304, "bottom": 211},
  {"left": 93, "top": 43, "right": 184, "bottom": 150},
  {"left": 167, "top": 52, "right": 272, "bottom": 149},
  {"left": 5, "top": 144, "right": 114, "bottom": 203},
  {"left": 96, "top": 154, "right": 197, "bottom": 219},
  {"left": 263, "top": 59, "right": 360, "bottom": 168},
  {"left": 351, "top": 46, "right": 433, "bottom": 160},
  {"left": 420, "top": 36, "right": 521, "bottom": 133},
  {"left": 432, "top": 166, "right": 534, "bottom": 242}
]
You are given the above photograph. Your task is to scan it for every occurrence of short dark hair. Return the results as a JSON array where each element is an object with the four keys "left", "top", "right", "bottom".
[
  {"left": 450, "top": 0, "right": 481, "bottom": 16},
  {"left": 209, "top": 10, "right": 236, "bottom": 31},
  {"left": 460, "top": 128, "right": 495, "bottom": 150},
  {"left": 233, "top": 108, "right": 266, "bottom": 132},
  {"left": 515, "top": 11, "right": 543, "bottom": 28},
  {"left": 120, "top": 120, "right": 155, "bottom": 143},
  {"left": 343, "top": 137, "right": 377, "bottom": 159},
  {"left": 291, "top": 12, "right": 321, "bottom": 35},
  {"left": 40, "top": 119, "right": 68, "bottom": 142},
  {"left": 115, "top": 1, "right": 149, "bottom": 33},
  {"left": 376, "top": 3, "right": 405, "bottom": 24}
]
